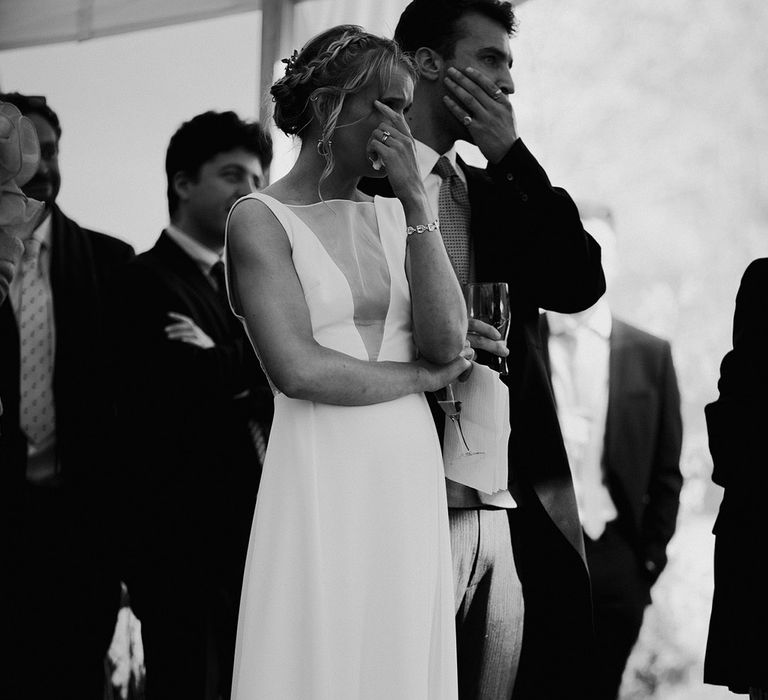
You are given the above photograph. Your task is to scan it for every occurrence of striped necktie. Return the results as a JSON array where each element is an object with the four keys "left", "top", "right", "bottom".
[
  {"left": 19, "top": 236, "right": 56, "bottom": 446},
  {"left": 433, "top": 155, "right": 471, "bottom": 285}
]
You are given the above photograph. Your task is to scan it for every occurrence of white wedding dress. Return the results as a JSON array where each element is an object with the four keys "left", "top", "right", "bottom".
[{"left": 226, "top": 193, "right": 457, "bottom": 700}]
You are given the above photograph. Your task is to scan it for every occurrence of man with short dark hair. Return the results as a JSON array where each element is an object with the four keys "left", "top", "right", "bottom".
[
  {"left": 114, "top": 110, "right": 273, "bottom": 700},
  {"left": 365, "top": 2, "right": 605, "bottom": 697},
  {"left": 0, "top": 91, "right": 134, "bottom": 698}
]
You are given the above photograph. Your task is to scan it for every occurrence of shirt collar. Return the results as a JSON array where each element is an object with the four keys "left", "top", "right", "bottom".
[
  {"left": 166, "top": 223, "right": 221, "bottom": 272},
  {"left": 547, "top": 298, "right": 612, "bottom": 340},
  {"left": 30, "top": 208, "right": 52, "bottom": 249},
  {"left": 414, "top": 140, "right": 463, "bottom": 183}
]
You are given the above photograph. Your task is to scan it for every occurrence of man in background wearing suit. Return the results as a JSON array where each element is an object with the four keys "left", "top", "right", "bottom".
[
  {"left": 0, "top": 91, "right": 135, "bottom": 698},
  {"left": 365, "top": 2, "right": 605, "bottom": 697},
  {"left": 543, "top": 206, "right": 683, "bottom": 700},
  {"left": 114, "top": 110, "right": 273, "bottom": 700}
]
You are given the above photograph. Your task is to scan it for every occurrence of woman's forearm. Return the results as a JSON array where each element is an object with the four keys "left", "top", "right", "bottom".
[
  {"left": 259, "top": 338, "right": 446, "bottom": 405},
  {"left": 401, "top": 197, "right": 467, "bottom": 364}
]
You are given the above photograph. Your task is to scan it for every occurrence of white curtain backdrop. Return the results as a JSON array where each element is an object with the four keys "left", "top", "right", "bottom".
[{"left": 0, "top": 0, "right": 263, "bottom": 50}]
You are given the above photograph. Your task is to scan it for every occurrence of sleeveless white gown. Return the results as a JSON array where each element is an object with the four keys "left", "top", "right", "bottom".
[{"left": 225, "top": 193, "right": 457, "bottom": 700}]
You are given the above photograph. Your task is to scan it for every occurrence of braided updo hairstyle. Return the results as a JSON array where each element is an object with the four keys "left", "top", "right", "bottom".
[{"left": 271, "top": 25, "right": 416, "bottom": 188}]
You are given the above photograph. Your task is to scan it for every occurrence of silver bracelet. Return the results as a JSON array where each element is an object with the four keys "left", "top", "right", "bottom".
[{"left": 406, "top": 217, "right": 440, "bottom": 236}]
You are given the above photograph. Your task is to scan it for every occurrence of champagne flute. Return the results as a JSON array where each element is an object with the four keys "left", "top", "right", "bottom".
[
  {"left": 436, "top": 384, "right": 484, "bottom": 456},
  {"left": 465, "top": 282, "right": 511, "bottom": 375}
]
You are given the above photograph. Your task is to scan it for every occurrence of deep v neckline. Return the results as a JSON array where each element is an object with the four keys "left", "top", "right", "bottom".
[{"left": 260, "top": 193, "right": 397, "bottom": 363}]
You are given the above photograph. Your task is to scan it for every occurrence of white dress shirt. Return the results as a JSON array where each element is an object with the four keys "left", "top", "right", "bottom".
[
  {"left": 547, "top": 299, "right": 618, "bottom": 540},
  {"left": 414, "top": 140, "right": 467, "bottom": 208}
]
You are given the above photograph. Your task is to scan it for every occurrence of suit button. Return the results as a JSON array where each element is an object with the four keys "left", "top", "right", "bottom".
[
  {"left": 506, "top": 173, "right": 514, "bottom": 181},
  {"left": 521, "top": 193, "right": 529, "bottom": 202}
]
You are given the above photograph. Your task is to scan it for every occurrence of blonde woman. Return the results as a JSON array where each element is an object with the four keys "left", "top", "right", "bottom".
[{"left": 226, "top": 25, "right": 468, "bottom": 700}]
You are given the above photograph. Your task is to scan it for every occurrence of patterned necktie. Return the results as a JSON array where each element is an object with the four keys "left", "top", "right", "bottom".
[
  {"left": 210, "top": 260, "right": 229, "bottom": 309},
  {"left": 19, "top": 237, "right": 56, "bottom": 446},
  {"left": 433, "top": 156, "right": 471, "bottom": 285}
]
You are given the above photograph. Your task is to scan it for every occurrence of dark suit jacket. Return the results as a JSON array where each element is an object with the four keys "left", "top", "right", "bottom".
[
  {"left": 541, "top": 315, "right": 683, "bottom": 589},
  {"left": 363, "top": 138, "right": 606, "bottom": 697},
  {"left": 113, "top": 232, "right": 273, "bottom": 607},
  {"left": 0, "top": 204, "right": 134, "bottom": 488},
  {"left": 0, "top": 204, "right": 134, "bottom": 666},
  {"left": 705, "top": 258, "right": 768, "bottom": 692}
]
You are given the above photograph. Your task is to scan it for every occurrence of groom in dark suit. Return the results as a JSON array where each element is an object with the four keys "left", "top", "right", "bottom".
[
  {"left": 0, "top": 91, "right": 134, "bottom": 698},
  {"left": 365, "top": 2, "right": 605, "bottom": 697},
  {"left": 542, "top": 208, "right": 683, "bottom": 700},
  {"left": 113, "top": 111, "right": 273, "bottom": 700}
]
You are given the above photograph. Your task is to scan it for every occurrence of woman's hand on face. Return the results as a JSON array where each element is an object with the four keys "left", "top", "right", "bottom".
[{"left": 367, "top": 100, "right": 425, "bottom": 207}]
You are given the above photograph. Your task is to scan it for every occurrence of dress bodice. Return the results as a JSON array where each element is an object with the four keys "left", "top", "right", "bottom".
[{"left": 225, "top": 193, "right": 416, "bottom": 394}]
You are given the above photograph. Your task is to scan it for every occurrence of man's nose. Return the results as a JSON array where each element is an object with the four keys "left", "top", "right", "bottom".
[
  {"left": 236, "top": 180, "right": 254, "bottom": 197},
  {"left": 500, "top": 73, "right": 515, "bottom": 96}
]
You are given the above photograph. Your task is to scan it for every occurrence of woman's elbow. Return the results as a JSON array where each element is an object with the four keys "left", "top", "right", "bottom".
[
  {"left": 415, "top": 326, "right": 466, "bottom": 365},
  {"left": 268, "top": 361, "right": 314, "bottom": 400}
]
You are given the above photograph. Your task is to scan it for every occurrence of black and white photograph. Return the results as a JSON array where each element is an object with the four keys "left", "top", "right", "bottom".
[{"left": 1, "top": 0, "right": 765, "bottom": 698}]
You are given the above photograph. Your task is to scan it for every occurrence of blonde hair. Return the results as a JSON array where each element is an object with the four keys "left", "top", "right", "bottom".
[{"left": 270, "top": 25, "right": 416, "bottom": 192}]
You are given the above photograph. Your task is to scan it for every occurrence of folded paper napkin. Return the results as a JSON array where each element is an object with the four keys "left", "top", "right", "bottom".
[{"left": 443, "top": 362, "right": 515, "bottom": 504}]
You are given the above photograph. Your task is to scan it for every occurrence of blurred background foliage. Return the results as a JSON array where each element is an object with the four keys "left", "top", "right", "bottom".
[{"left": 509, "top": 1, "right": 768, "bottom": 696}]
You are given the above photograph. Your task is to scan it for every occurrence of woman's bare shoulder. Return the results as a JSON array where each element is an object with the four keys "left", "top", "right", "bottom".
[{"left": 228, "top": 193, "right": 292, "bottom": 261}]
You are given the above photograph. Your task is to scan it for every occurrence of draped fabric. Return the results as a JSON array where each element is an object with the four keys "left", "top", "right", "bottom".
[{"left": 0, "top": 0, "right": 412, "bottom": 52}]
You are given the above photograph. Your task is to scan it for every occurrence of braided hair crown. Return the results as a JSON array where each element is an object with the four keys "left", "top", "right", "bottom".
[{"left": 270, "top": 24, "right": 414, "bottom": 139}]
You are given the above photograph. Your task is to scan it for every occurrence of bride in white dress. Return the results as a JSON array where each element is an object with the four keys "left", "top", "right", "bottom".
[{"left": 225, "top": 25, "right": 469, "bottom": 699}]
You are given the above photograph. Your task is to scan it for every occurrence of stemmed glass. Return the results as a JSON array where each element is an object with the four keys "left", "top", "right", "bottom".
[
  {"left": 465, "top": 282, "right": 511, "bottom": 375},
  {"left": 436, "top": 383, "right": 484, "bottom": 457}
]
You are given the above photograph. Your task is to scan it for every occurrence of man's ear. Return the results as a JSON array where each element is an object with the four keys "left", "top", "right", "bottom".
[
  {"left": 413, "top": 47, "right": 443, "bottom": 82},
  {"left": 173, "top": 171, "right": 192, "bottom": 203}
]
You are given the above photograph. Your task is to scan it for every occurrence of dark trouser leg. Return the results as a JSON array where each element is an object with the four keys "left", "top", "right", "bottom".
[
  {"left": 18, "top": 484, "right": 119, "bottom": 699},
  {"left": 585, "top": 522, "right": 648, "bottom": 700},
  {"left": 450, "top": 508, "right": 524, "bottom": 700},
  {"left": 212, "top": 582, "right": 241, "bottom": 700},
  {"left": 138, "top": 580, "right": 212, "bottom": 700}
]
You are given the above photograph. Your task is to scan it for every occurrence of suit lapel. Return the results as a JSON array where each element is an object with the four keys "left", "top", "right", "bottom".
[
  {"left": 0, "top": 297, "right": 20, "bottom": 402},
  {"left": 459, "top": 158, "right": 496, "bottom": 282},
  {"left": 154, "top": 232, "right": 233, "bottom": 335},
  {"left": 49, "top": 206, "right": 102, "bottom": 410},
  {"left": 538, "top": 314, "right": 553, "bottom": 384},
  {"left": 50, "top": 205, "right": 98, "bottom": 329},
  {"left": 605, "top": 318, "right": 630, "bottom": 481}
]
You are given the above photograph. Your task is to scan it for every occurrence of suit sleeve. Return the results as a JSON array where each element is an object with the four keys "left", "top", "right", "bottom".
[
  {"left": 117, "top": 265, "right": 259, "bottom": 411},
  {"left": 486, "top": 139, "right": 606, "bottom": 313},
  {"left": 641, "top": 341, "right": 683, "bottom": 582},
  {"left": 707, "top": 259, "right": 768, "bottom": 491}
]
